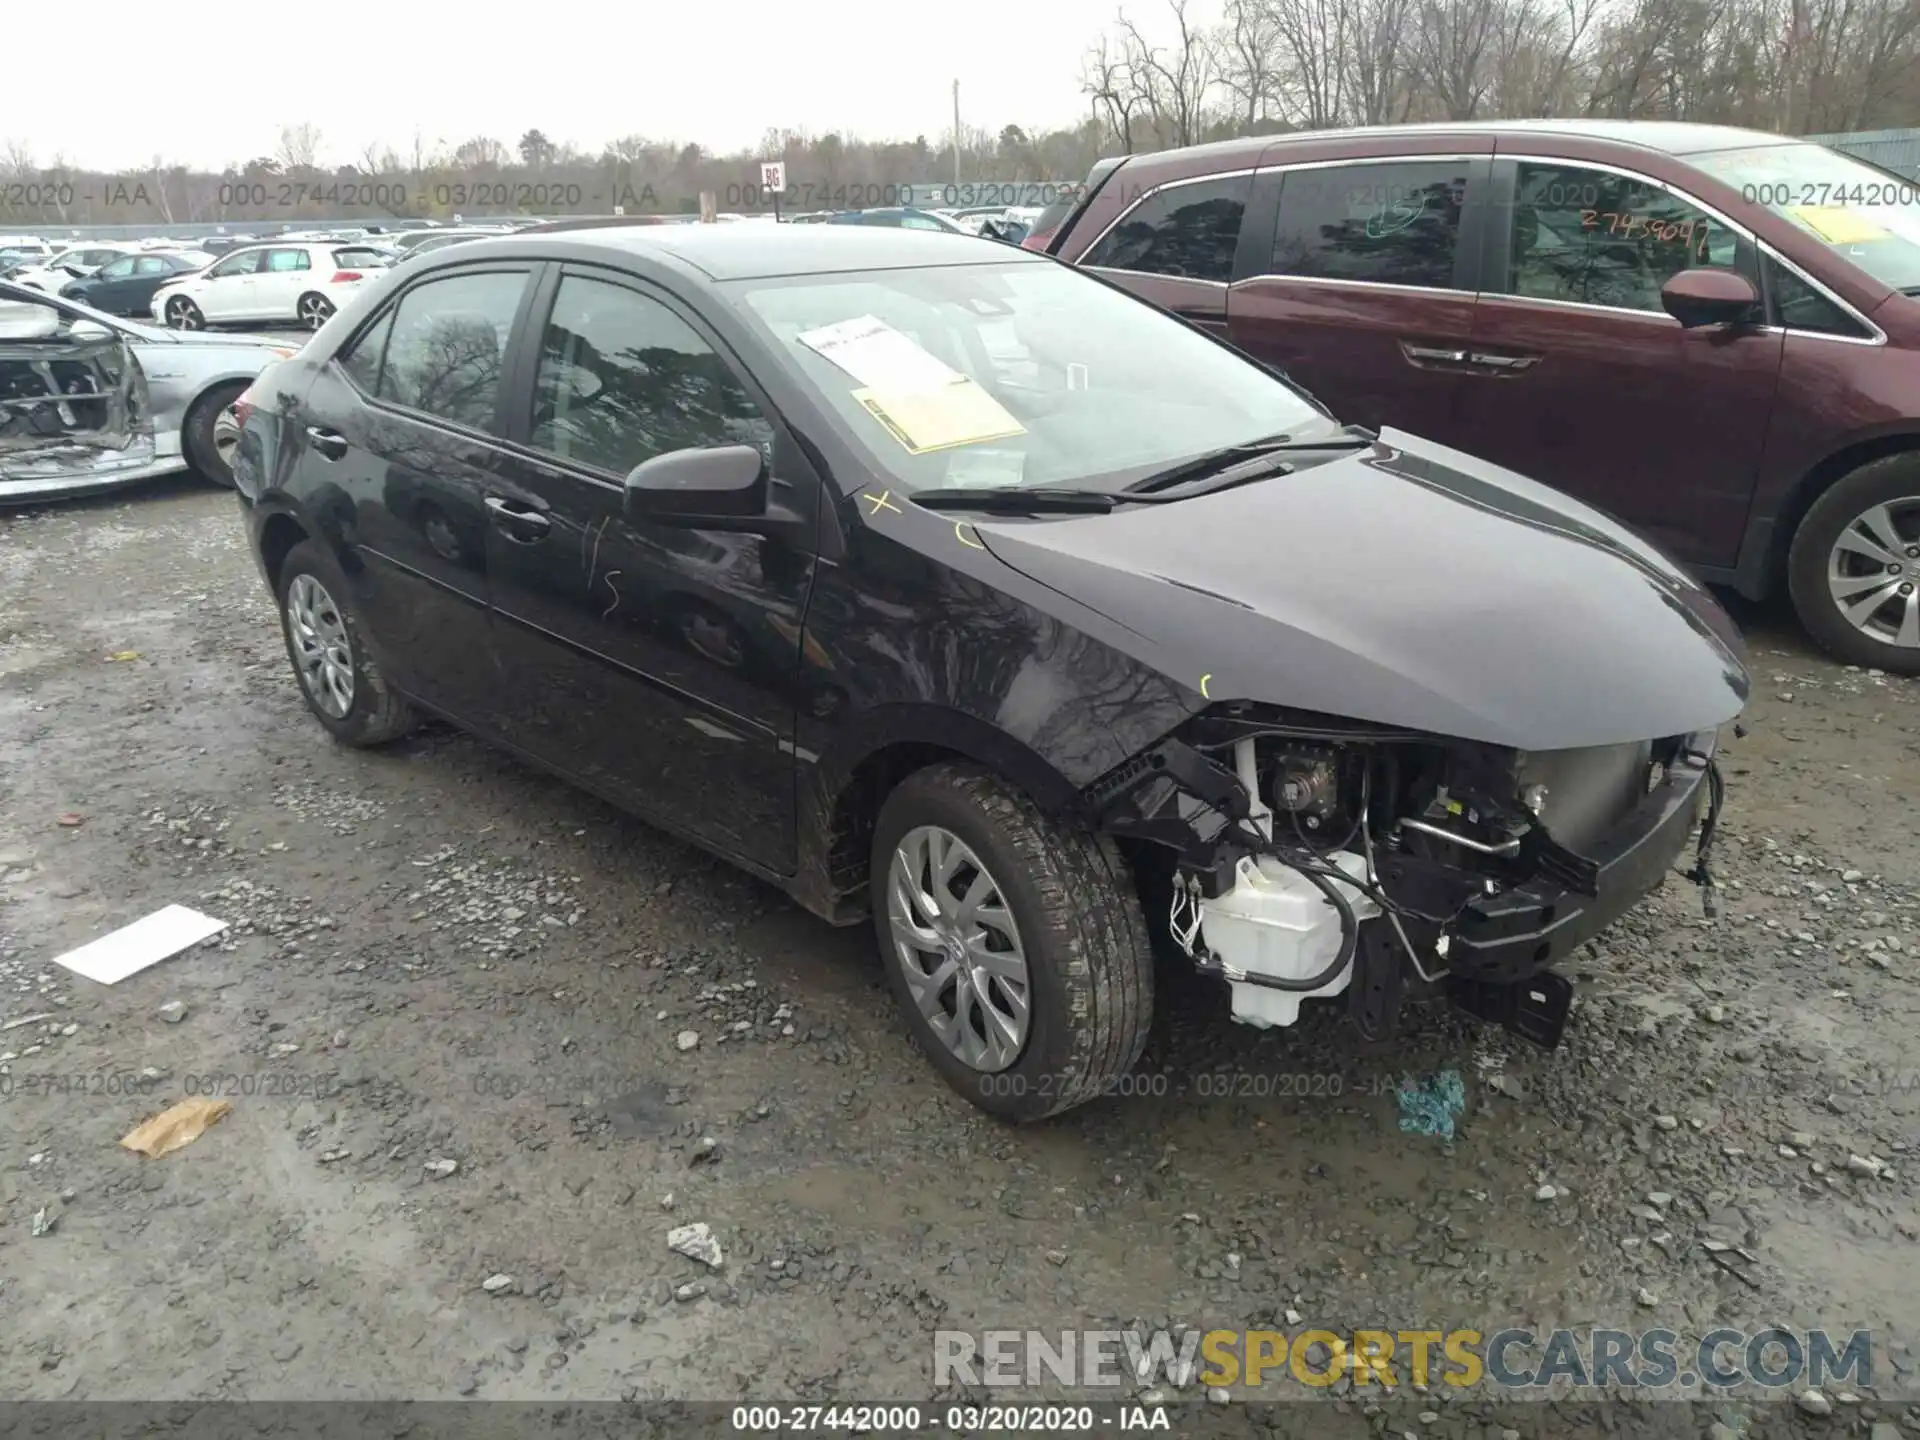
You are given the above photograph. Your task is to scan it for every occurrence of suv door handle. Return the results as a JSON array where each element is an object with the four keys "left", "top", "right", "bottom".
[
  {"left": 484, "top": 495, "right": 551, "bottom": 541},
  {"left": 1466, "top": 351, "right": 1541, "bottom": 373},
  {"left": 305, "top": 425, "right": 348, "bottom": 460}
]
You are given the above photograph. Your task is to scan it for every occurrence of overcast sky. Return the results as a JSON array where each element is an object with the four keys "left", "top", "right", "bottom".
[{"left": 10, "top": 0, "right": 1146, "bottom": 172}]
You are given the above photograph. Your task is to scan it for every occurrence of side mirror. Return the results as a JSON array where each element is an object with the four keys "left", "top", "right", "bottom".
[
  {"left": 1661, "top": 268, "right": 1759, "bottom": 329},
  {"left": 623, "top": 444, "right": 768, "bottom": 527}
]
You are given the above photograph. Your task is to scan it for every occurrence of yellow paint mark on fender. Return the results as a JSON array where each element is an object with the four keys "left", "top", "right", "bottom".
[
  {"left": 862, "top": 489, "right": 903, "bottom": 518},
  {"left": 954, "top": 520, "right": 985, "bottom": 550},
  {"left": 1199, "top": 673, "right": 1212, "bottom": 699}
]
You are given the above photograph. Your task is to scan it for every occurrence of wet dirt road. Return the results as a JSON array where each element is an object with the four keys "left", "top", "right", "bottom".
[{"left": 0, "top": 479, "right": 1916, "bottom": 1436}]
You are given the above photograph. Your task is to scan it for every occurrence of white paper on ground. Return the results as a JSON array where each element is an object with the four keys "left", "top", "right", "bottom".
[{"left": 51, "top": 904, "right": 227, "bottom": 985}]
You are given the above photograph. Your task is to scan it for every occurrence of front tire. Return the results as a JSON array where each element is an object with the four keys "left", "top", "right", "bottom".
[
  {"left": 1788, "top": 454, "right": 1920, "bottom": 673},
  {"left": 183, "top": 382, "right": 247, "bottom": 488},
  {"left": 869, "top": 763, "right": 1153, "bottom": 1122},
  {"left": 165, "top": 295, "right": 204, "bottom": 330},
  {"left": 274, "top": 540, "right": 418, "bottom": 746}
]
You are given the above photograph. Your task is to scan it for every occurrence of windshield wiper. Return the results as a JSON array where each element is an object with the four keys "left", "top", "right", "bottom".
[
  {"left": 1126, "top": 425, "right": 1377, "bottom": 494},
  {"left": 910, "top": 486, "right": 1120, "bottom": 514}
]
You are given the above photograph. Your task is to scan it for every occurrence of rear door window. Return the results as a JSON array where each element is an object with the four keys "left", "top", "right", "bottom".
[
  {"left": 1269, "top": 160, "right": 1472, "bottom": 288},
  {"left": 1082, "top": 174, "right": 1251, "bottom": 282},
  {"left": 265, "top": 248, "right": 312, "bottom": 273},
  {"left": 1503, "top": 161, "right": 1743, "bottom": 312},
  {"left": 374, "top": 269, "right": 529, "bottom": 431}
]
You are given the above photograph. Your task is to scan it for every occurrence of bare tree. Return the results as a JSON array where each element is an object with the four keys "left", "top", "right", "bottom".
[
  {"left": 1269, "top": 0, "right": 1355, "bottom": 127},
  {"left": 451, "top": 136, "right": 510, "bottom": 169},
  {"left": 1081, "top": 32, "right": 1147, "bottom": 151},
  {"left": 1116, "top": 0, "right": 1220, "bottom": 147},
  {"left": 1346, "top": 0, "right": 1417, "bottom": 121},
  {"left": 1410, "top": 0, "right": 1504, "bottom": 119},
  {"left": 0, "top": 138, "right": 34, "bottom": 178},
  {"left": 277, "top": 122, "right": 323, "bottom": 171},
  {"left": 1217, "top": 0, "right": 1286, "bottom": 125}
]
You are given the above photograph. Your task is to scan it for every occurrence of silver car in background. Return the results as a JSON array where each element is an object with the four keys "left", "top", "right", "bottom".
[{"left": 1, "top": 278, "right": 297, "bottom": 505}]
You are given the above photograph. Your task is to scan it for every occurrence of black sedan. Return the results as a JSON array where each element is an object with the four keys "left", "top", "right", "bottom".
[
  {"left": 229, "top": 225, "right": 1747, "bottom": 1121},
  {"left": 62, "top": 250, "right": 212, "bottom": 317}
]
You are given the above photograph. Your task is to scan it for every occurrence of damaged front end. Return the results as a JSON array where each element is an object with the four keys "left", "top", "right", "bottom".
[
  {"left": 1089, "top": 701, "right": 1724, "bottom": 1050},
  {"left": 0, "top": 297, "right": 154, "bottom": 489}
]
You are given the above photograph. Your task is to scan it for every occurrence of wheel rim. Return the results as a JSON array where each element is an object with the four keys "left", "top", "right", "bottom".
[
  {"left": 301, "top": 296, "right": 332, "bottom": 329},
  {"left": 168, "top": 298, "right": 200, "bottom": 330},
  {"left": 285, "top": 573, "right": 355, "bottom": 718},
  {"left": 885, "top": 824, "right": 1030, "bottom": 1072},
  {"left": 1827, "top": 497, "right": 1920, "bottom": 649},
  {"left": 213, "top": 413, "right": 239, "bottom": 472}
]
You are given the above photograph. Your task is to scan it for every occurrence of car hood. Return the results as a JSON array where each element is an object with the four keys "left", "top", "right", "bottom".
[{"left": 969, "top": 426, "right": 1750, "bottom": 751}]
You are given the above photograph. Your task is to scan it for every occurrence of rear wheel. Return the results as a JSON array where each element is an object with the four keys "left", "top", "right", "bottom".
[
  {"left": 164, "top": 295, "right": 203, "bottom": 330},
  {"left": 869, "top": 763, "right": 1153, "bottom": 1122},
  {"left": 183, "top": 382, "right": 247, "bottom": 488},
  {"left": 274, "top": 540, "right": 418, "bottom": 746},
  {"left": 1788, "top": 454, "right": 1920, "bottom": 674},
  {"left": 297, "top": 293, "right": 335, "bottom": 330}
]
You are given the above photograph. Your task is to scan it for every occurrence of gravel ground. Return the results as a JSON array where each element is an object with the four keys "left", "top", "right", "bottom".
[{"left": 0, "top": 478, "right": 1917, "bottom": 1436}]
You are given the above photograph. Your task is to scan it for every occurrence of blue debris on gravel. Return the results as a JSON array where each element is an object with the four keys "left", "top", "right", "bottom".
[{"left": 1396, "top": 1068, "right": 1467, "bottom": 1139}]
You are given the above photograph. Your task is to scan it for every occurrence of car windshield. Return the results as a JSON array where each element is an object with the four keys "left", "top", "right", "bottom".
[
  {"left": 729, "top": 261, "right": 1327, "bottom": 493},
  {"left": 1690, "top": 142, "right": 1920, "bottom": 291}
]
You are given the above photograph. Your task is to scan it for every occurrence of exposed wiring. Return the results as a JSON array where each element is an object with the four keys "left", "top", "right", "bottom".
[
  {"left": 1358, "top": 762, "right": 1449, "bottom": 985},
  {"left": 1682, "top": 758, "right": 1725, "bottom": 919}
]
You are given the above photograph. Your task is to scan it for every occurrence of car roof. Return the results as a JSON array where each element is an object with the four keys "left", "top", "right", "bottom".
[
  {"left": 440, "top": 223, "right": 1034, "bottom": 280},
  {"left": 1121, "top": 119, "right": 1808, "bottom": 170}
]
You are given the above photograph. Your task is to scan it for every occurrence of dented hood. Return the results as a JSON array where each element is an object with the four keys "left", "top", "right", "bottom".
[
  {"left": 971, "top": 426, "right": 1750, "bottom": 751},
  {"left": 0, "top": 297, "right": 149, "bottom": 462}
]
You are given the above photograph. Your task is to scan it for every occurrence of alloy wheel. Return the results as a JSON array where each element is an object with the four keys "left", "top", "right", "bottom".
[
  {"left": 885, "top": 824, "right": 1031, "bottom": 1072},
  {"left": 166, "top": 297, "right": 201, "bottom": 330},
  {"left": 1826, "top": 497, "right": 1920, "bottom": 649},
  {"left": 300, "top": 295, "right": 334, "bottom": 330},
  {"left": 285, "top": 573, "right": 355, "bottom": 718}
]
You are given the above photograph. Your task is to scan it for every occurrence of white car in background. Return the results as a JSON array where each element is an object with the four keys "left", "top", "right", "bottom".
[
  {"left": 150, "top": 241, "right": 391, "bottom": 331},
  {"left": 4, "top": 243, "right": 136, "bottom": 290}
]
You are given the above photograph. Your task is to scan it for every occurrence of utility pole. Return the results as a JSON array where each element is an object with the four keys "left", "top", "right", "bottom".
[{"left": 952, "top": 79, "right": 962, "bottom": 188}]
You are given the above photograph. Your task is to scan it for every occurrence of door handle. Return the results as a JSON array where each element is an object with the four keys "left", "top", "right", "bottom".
[
  {"left": 1400, "top": 342, "right": 1472, "bottom": 369},
  {"left": 484, "top": 495, "right": 551, "bottom": 541},
  {"left": 1466, "top": 351, "right": 1541, "bottom": 373},
  {"left": 305, "top": 425, "right": 348, "bottom": 460}
]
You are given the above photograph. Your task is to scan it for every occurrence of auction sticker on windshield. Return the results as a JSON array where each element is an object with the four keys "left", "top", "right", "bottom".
[
  {"left": 1789, "top": 204, "right": 1892, "bottom": 245},
  {"left": 796, "top": 314, "right": 965, "bottom": 391},
  {"left": 852, "top": 381, "right": 1026, "bottom": 455}
]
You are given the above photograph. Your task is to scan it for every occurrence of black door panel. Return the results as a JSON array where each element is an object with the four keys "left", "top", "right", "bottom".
[{"left": 487, "top": 267, "right": 813, "bottom": 873}]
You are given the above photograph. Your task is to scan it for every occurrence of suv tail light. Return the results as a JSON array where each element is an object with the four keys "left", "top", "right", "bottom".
[{"left": 329, "top": 270, "right": 363, "bottom": 283}]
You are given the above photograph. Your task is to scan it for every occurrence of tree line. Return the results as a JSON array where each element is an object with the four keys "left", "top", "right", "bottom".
[{"left": 4, "top": 0, "right": 1919, "bottom": 229}]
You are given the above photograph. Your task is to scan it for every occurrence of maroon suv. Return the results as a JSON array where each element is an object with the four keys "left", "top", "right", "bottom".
[{"left": 1029, "top": 120, "right": 1920, "bottom": 672}]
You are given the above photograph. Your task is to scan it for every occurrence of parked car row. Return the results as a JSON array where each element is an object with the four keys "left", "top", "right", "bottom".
[{"left": 1025, "top": 118, "right": 1920, "bottom": 672}]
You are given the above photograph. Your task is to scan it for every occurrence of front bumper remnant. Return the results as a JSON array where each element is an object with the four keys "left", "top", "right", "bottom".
[{"left": 1440, "top": 730, "right": 1717, "bottom": 985}]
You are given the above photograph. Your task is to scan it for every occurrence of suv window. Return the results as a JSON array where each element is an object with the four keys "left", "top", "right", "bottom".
[
  {"left": 1507, "top": 162, "right": 1741, "bottom": 312},
  {"left": 1270, "top": 161, "right": 1470, "bottom": 288},
  {"left": 1763, "top": 253, "right": 1872, "bottom": 339},
  {"left": 530, "top": 275, "right": 771, "bottom": 475},
  {"left": 1082, "top": 174, "right": 1250, "bottom": 282},
  {"left": 375, "top": 270, "right": 528, "bottom": 430}
]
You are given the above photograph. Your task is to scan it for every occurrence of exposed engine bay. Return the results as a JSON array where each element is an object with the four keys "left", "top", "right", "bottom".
[
  {"left": 1090, "top": 701, "right": 1724, "bottom": 1049},
  {"left": 0, "top": 298, "right": 146, "bottom": 461}
]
